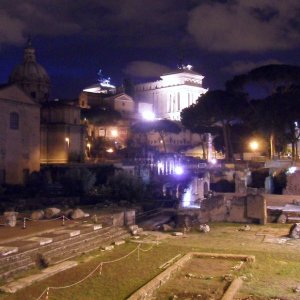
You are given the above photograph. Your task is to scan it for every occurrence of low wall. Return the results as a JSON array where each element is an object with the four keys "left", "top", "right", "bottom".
[
  {"left": 199, "top": 193, "right": 266, "bottom": 224},
  {"left": 128, "top": 253, "right": 193, "bottom": 300},
  {"left": 128, "top": 252, "right": 255, "bottom": 300},
  {"left": 264, "top": 194, "right": 300, "bottom": 206}
]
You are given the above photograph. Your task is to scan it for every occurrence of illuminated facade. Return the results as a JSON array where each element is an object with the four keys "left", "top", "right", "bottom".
[
  {"left": 40, "top": 101, "right": 85, "bottom": 164},
  {"left": 134, "top": 65, "right": 208, "bottom": 120},
  {"left": 0, "top": 84, "right": 40, "bottom": 184}
]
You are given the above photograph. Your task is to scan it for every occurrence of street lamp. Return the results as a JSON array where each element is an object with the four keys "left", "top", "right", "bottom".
[
  {"left": 111, "top": 129, "right": 118, "bottom": 138},
  {"left": 249, "top": 140, "right": 259, "bottom": 151},
  {"left": 65, "top": 137, "right": 70, "bottom": 147}
]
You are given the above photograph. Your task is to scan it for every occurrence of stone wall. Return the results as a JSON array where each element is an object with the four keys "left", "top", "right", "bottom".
[
  {"left": 200, "top": 195, "right": 227, "bottom": 223},
  {"left": 199, "top": 193, "right": 266, "bottom": 224},
  {"left": 124, "top": 210, "right": 136, "bottom": 225},
  {"left": 226, "top": 196, "right": 248, "bottom": 223},
  {"left": 264, "top": 194, "right": 300, "bottom": 206},
  {"left": 247, "top": 194, "right": 267, "bottom": 224}
]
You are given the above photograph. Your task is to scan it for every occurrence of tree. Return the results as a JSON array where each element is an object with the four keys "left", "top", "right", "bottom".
[
  {"left": 268, "top": 86, "right": 300, "bottom": 158},
  {"left": 89, "top": 137, "right": 115, "bottom": 159},
  {"left": 245, "top": 84, "right": 300, "bottom": 159},
  {"left": 181, "top": 90, "right": 247, "bottom": 161},
  {"left": 131, "top": 119, "right": 181, "bottom": 153},
  {"left": 226, "top": 65, "right": 300, "bottom": 159},
  {"left": 122, "top": 77, "right": 135, "bottom": 97},
  {"left": 107, "top": 172, "right": 147, "bottom": 202},
  {"left": 226, "top": 64, "right": 300, "bottom": 97}
]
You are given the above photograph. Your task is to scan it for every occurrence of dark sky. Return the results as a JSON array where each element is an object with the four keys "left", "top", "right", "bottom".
[{"left": 1, "top": 0, "right": 300, "bottom": 99}]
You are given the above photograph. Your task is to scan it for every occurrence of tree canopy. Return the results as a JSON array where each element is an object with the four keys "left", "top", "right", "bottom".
[
  {"left": 246, "top": 84, "right": 300, "bottom": 158},
  {"left": 181, "top": 90, "right": 247, "bottom": 161},
  {"left": 226, "top": 64, "right": 300, "bottom": 96}
]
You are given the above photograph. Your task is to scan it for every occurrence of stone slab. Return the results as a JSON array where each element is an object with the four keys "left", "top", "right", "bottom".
[
  {"left": 25, "top": 237, "right": 53, "bottom": 246},
  {"left": 0, "top": 246, "right": 18, "bottom": 257},
  {"left": 131, "top": 236, "right": 140, "bottom": 239},
  {"left": 81, "top": 223, "right": 102, "bottom": 230},
  {"left": 54, "top": 229, "right": 80, "bottom": 237},
  {"left": 173, "top": 232, "right": 183, "bottom": 236},
  {"left": 114, "top": 240, "right": 125, "bottom": 246},
  {"left": 102, "top": 245, "right": 114, "bottom": 251},
  {"left": 93, "top": 224, "right": 102, "bottom": 230},
  {"left": 263, "top": 236, "right": 291, "bottom": 244},
  {"left": 282, "top": 204, "right": 300, "bottom": 213},
  {"left": 0, "top": 260, "right": 78, "bottom": 293}
]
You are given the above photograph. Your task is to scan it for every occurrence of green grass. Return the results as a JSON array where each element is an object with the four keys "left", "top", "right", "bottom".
[{"left": 0, "top": 223, "right": 299, "bottom": 299}]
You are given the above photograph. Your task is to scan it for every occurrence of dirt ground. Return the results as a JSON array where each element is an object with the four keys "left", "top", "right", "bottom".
[
  {"left": 0, "top": 217, "right": 79, "bottom": 243},
  {"left": 156, "top": 257, "right": 241, "bottom": 300}
]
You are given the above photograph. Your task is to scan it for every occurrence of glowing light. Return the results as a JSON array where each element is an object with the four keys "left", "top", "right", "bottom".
[
  {"left": 186, "top": 64, "right": 193, "bottom": 70},
  {"left": 249, "top": 140, "right": 259, "bottom": 151},
  {"left": 106, "top": 148, "right": 114, "bottom": 153},
  {"left": 87, "top": 143, "right": 91, "bottom": 150},
  {"left": 287, "top": 166, "right": 297, "bottom": 174},
  {"left": 160, "top": 139, "right": 163, "bottom": 144},
  {"left": 210, "top": 158, "right": 217, "bottom": 165},
  {"left": 175, "top": 166, "right": 184, "bottom": 175},
  {"left": 142, "top": 111, "right": 155, "bottom": 121},
  {"left": 111, "top": 130, "right": 118, "bottom": 137},
  {"left": 157, "top": 162, "right": 163, "bottom": 169},
  {"left": 65, "top": 137, "right": 70, "bottom": 146}
]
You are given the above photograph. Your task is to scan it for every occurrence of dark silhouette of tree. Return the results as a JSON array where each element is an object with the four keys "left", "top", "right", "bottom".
[
  {"left": 122, "top": 77, "right": 135, "bottom": 97},
  {"left": 227, "top": 64, "right": 300, "bottom": 96},
  {"left": 181, "top": 90, "right": 247, "bottom": 161},
  {"left": 226, "top": 64, "right": 300, "bottom": 159},
  {"left": 246, "top": 85, "right": 300, "bottom": 159}
]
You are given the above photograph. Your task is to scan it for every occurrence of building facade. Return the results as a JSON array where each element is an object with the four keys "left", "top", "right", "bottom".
[
  {"left": 134, "top": 65, "right": 208, "bottom": 120},
  {"left": 41, "top": 101, "right": 85, "bottom": 164},
  {"left": 0, "top": 84, "right": 40, "bottom": 184}
]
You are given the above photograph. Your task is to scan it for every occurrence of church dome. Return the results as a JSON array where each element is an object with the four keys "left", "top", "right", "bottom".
[{"left": 9, "top": 40, "right": 51, "bottom": 102}]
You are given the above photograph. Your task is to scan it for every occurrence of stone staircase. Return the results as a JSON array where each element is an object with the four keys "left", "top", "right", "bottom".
[{"left": 0, "top": 224, "right": 130, "bottom": 282}]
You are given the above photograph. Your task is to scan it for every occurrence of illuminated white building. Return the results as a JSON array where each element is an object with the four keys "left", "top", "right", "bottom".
[{"left": 134, "top": 65, "right": 208, "bottom": 120}]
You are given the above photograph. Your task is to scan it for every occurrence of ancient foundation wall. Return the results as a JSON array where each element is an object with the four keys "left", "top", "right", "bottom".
[
  {"left": 199, "top": 193, "right": 266, "bottom": 224},
  {"left": 264, "top": 194, "right": 300, "bottom": 206}
]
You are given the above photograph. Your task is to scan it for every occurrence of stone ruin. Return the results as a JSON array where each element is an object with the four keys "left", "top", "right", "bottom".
[
  {"left": 289, "top": 223, "right": 300, "bottom": 239},
  {"left": 284, "top": 171, "right": 300, "bottom": 195}
]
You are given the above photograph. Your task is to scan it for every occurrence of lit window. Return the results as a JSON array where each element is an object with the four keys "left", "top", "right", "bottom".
[{"left": 10, "top": 112, "right": 19, "bottom": 130}]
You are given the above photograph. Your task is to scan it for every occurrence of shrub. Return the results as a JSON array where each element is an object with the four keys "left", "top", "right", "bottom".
[{"left": 61, "top": 168, "right": 96, "bottom": 196}]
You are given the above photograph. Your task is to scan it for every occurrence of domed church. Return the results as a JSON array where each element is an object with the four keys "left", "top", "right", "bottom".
[{"left": 9, "top": 38, "right": 50, "bottom": 103}]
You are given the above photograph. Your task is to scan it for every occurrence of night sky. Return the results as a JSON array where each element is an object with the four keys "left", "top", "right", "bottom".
[{"left": 1, "top": 0, "right": 300, "bottom": 99}]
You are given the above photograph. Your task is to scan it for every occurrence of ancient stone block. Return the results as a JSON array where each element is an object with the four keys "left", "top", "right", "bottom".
[
  {"left": 44, "top": 207, "right": 61, "bottom": 219},
  {"left": 4, "top": 211, "right": 18, "bottom": 227},
  {"left": 284, "top": 171, "right": 300, "bottom": 195},
  {"left": 31, "top": 210, "right": 44, "bottom": 220},
  {"left": 124, "top": 210, "right": 136, "bottom": 226},
  {"left": 0, "top": 246, "right": 18, "bottom": 256},
  {"left": 247, "top": 194, "right": 267, "bottom": 224}
]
